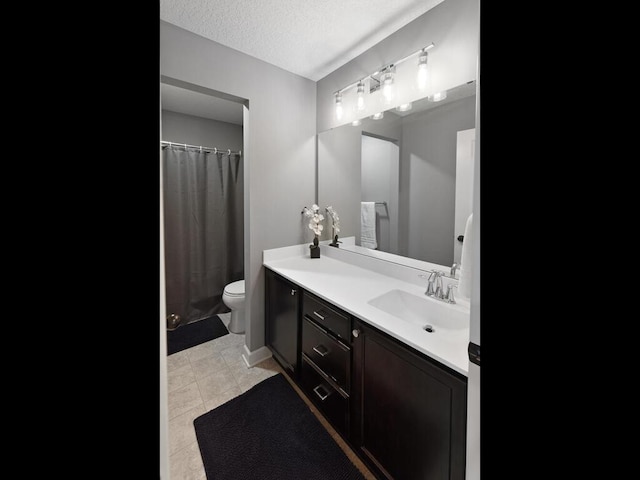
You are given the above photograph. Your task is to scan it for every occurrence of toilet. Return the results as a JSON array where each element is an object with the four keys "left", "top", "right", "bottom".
[{"left": 222, "top": 280, "right": 245, "bottom": 334}]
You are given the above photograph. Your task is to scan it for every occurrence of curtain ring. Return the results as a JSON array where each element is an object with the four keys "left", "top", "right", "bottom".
[
  {"left": 214, "top": 147, "right": 217, "bottom": 154},
  {"left": 228, "top": 149, "right": 231, "bottom": 155},
  {"left": 199, "top": 146, "right": 202, "bottom": 152}
]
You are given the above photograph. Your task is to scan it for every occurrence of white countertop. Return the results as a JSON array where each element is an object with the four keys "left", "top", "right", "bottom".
[{"left": 263, "top": 244, "right": 469, "bottom": 376}]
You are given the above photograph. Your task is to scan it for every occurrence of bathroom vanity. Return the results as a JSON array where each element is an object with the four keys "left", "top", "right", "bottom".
[{"left": 263, "top": 242, "right": 469, "bottom": 480}]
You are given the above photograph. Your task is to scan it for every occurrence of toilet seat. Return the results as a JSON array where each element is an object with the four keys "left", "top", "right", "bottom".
[{"left": 224, "top": 280, "right": 245, "bottom": 297}]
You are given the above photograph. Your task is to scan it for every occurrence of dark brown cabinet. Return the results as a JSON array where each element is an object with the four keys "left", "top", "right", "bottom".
[
  {"left": 299, "top": 291, "right": 352, "bottom": 437},
  {"left": 265, "top": 269, "right": 300, "bottom": 376},
  {"left": 351, "top": 318, "right": 468, "bottom": 480},
  {"left": 264, "top": 268, "right": 468, "bottom": 480}
]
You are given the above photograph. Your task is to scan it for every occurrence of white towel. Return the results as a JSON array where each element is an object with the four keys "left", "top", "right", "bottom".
[
  {"left": 360, "top": 202, "right": 377, "bottom": 249},
  {"left": 458, "top": 213, "right": 473, "bottom": 298}
]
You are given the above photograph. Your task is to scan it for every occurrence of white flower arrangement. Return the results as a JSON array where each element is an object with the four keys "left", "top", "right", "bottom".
[{"left": 303, "top": 204, "right": 324, "bottom": 237}]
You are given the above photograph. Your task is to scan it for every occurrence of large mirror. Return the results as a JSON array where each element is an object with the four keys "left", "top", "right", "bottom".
[{"left": 318, "top": 80, "right": 476, "bottom": 269}]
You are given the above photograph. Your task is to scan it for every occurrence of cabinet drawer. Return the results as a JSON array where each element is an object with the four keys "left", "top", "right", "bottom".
[
  {"left": 302, "top": 317, "right": 350, "bottom": 394},
  {"left": 302, "top": 292, "right": 350, "bottom": 341},
  {"left": 300, "top": 356, "right": 348, "bottom": 437}
]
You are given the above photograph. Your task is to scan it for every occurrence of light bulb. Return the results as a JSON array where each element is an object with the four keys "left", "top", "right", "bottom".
[
  {"left": 417, "top": 50, "right": 428, "bottom": 89},
  {"left": 335, "top": 92, "right": 343, "bottom": 120},
  {"left": 352, "top": 119, "right": 362, "bottom": 126},
  {"left": 397, "top": 103, "right": 412, "bottom": 112},
  {"left": 356, "top": 81, "right": 365, "bottom": 110},
  {"left": 382, "top": 72, "right": 394, "bottom": 103},
  {"left": 372, "top": 112, "right": 384, "bottom": 120}
]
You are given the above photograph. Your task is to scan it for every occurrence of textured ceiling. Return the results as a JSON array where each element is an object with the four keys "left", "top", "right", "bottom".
[{"left": 160, "top": 0, "right": 445, "bottom": 81}]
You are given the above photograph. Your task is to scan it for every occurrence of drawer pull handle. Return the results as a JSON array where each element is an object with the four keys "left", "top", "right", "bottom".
[
  {"left": 313, "top": 310, "right": 326, "bottom": 321},
  {"left": 290, "top": 289, "right": 297, "bottom": 296},
  {"left": 313, "top": 384, "right": 330, "bottom": 401},
  {"left": 352, "top": 329, "right": 360, "bottom": 338},
  {"left": 312, "top": 344, "right": 329, "bottom": 357}
]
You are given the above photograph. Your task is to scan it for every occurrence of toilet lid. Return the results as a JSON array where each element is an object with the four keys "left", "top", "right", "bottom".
[{"left": 224, "top": 280, "right": 245, "bottom": 297}]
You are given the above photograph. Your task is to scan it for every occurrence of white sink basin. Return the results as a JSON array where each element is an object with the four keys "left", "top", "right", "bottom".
[{"left": 367, "top": 289, "right": 468, "bottom": 332}]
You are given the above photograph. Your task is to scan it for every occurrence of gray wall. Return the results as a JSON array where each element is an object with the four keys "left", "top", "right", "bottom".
[
  {"left": 161, "top": 21, "right": 317, "bottom": 353},
  {"left": 399, "top": 95, "right": 476, "bottom": 265},
  {"left": 161, "top": 110, "right": 243, "bottom": 153},
  {"left": 316, "top": 0, "right": 479, "bottom": 132}
]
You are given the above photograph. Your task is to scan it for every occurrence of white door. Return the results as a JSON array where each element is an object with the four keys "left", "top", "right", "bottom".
[{"left": 453, "top": 128, "right": 475, "bottom": 265}]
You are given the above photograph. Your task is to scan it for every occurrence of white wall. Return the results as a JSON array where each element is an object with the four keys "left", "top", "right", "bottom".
[
  {"left": 466, "top": 29, "right": 481, "bottom": 480},
  {"left": 159, "top": 93, "right": 170, "bottom": 480},
  {"left": 160, "top": 21, "right": 317, "bottom": 355}
]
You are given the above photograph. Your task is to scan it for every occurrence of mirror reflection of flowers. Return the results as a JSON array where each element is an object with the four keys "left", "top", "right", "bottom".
[
  {"left": 325, "top": 206, "right": 340, "bottom": 235},
  {"left": 303, "top": 204, "right": 324, "bottom": 237}
]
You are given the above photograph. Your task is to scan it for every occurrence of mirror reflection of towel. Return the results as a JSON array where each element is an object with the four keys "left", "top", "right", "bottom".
[{"left": 361, "top": 202, "right": 377, "bottom": 249}]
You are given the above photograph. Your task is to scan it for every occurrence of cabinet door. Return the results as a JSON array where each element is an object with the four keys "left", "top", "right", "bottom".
[
  {"left": 265, "top": 269, "right": 300, "bottom": 376},
  {"left": 351, "top": 319, "right": 467, "bottom": 480}
]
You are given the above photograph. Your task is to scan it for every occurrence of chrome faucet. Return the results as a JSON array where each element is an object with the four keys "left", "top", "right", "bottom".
[
  {"left": 425, "top": 270, "right": 444, "bottom": 298},
  {"left": 434, "top": 271, "right": 444, "bottom": 299},
  {"left": 445, "top": 284, "right": 456, "bottom": 304},
  {"left": 425, "top": 271, "right": 437, "bottom": 296},
  {"left": 423, "top": 270, "right": 456, "bottom": 304},
  {"left": 450, "top": 262, "right": 459, "bottom": 278}
]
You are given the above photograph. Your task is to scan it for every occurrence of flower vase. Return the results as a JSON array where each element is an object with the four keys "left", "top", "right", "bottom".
[
  {"left": 310, "top": 236, "right": 320, "bottom": 258},
  {"left": 330, "top": 226, "right": 339, "bottom": 247}
]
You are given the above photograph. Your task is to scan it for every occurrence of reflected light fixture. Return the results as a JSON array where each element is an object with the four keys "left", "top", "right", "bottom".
[
  {"left": 397, "top": 103, "right": 412, "bottom": 112},
  {"left": 417, "top": 49, "right": 429, "bottom": 89},
  {"left": 430, "top": 91, "right": 447, "bottom": 102},
  {"left": 352, "top": 119, "right": 362, "bottom": 126},
  {"left": 356, "top": 81, "right": 365, "bottom": 110},
  {"left": 335, "top": 92, "right": 343, "bottom": 120},
  {"left": 372, "top": 112, "right": 384, "bottom": 120}
]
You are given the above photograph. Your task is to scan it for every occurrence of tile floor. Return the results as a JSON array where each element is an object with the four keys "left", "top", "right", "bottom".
[{"left": 166, "top": 313, "right": 376, "bottom": 480}]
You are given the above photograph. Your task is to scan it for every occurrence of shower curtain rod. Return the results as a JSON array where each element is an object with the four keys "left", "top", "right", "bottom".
[{"left": 161, "top": 140, "right": 242, "bottom": 156}]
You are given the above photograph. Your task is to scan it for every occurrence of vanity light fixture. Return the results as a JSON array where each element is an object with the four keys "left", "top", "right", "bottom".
[
  {"left": 356, "top": 81, "right": 365, "bottom": 110},
  {"left": 351, "top": 119, "right": 362, "bottom": 126},
  {"left": 372, "top": 112, "right": 384, "bottom": 120},
  {"left": 430, "top": 91, "right": 447, "bottom": 102},
  {"left": 335, "top": 92, "right": 343, "bottom": 120},
  {"left": 381, "top": 66, "right": 395, "bottom": 103},
  {"left": 417, "top": 49, "right": 429, "bottom": 89},
  {"left": 397, "top": 103, "right": 412, "bottom": 112},
  {"left": 331, "top": 42, "right": 434, "bottom": 121}
]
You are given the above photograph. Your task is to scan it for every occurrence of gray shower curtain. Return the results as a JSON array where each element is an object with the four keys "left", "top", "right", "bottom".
[{"left": 162, "top": 146, "right": 244, "bottom": 324}]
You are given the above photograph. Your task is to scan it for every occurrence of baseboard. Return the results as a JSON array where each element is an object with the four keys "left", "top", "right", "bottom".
[{"left": 242, "top": 345, "right": 272, "bottom": 367}]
